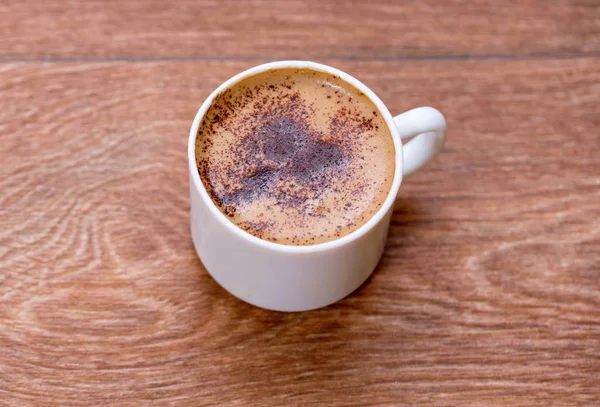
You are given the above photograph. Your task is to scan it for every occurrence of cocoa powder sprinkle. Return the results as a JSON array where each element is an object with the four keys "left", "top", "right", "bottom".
[{"left": 195, "top": 68, "right": 394, "bottom": 245}]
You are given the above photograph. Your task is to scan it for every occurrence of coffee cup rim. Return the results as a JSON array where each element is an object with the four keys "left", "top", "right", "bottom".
[{"left": 188, "top": 60, "right": 404, "bottom": 254}]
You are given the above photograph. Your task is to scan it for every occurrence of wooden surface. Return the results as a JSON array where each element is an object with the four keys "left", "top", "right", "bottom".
[
  {"left": 1, "top": 1, "right": 599, "bottom": 406},
  {"left": 2, "top": 1, "right": 600, "bottom": 61}
]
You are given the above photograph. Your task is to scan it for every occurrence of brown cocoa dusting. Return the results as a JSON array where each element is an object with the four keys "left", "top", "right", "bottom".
[
  {"left": 196, "top": 69, "right": 393, "bottom": 245},
  {"left": 200, "top": 87, "right": 352, "bottom": 216}
]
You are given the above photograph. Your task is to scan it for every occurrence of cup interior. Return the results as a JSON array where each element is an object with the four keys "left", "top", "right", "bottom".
[{"left": 188, "top": 61, "right": 404, "bottom": 253}]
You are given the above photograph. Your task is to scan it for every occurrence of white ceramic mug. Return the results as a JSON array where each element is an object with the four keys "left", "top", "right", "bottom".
[{"left": 188, "top": 61, "right": 446, "bottom": 312}]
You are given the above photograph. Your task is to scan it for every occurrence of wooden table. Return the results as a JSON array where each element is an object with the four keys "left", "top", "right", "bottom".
[{"left": 2, "top": 1, "right": 599, "bottom": 405}]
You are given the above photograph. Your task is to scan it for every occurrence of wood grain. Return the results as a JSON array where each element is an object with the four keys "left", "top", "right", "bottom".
[
  {"left": 1, "top": 0, "right": 599, "bottom": 60},
  {"left": 1, "top": 58, "right": 599, "bottom": 406}
]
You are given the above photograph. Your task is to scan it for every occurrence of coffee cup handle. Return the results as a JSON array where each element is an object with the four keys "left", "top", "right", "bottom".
[{"left": 393, "top": 107, "right": 446, "bottom": 177}]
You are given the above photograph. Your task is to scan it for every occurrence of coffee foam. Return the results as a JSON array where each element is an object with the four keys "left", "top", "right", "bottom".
[{"left": 196, "top": 68, "right": 395, "bottom": 245}]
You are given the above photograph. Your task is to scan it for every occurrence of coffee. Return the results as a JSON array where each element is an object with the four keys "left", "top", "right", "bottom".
[{"left": 195, "top": 68, "right": 395, "bottom": 245}]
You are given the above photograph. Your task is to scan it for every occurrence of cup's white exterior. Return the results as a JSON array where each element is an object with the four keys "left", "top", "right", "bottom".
[
  {"left": 189, "top": 61, "right": 446, "bottom": 311},
  {"left": 190, "top": 177, "right": 393, "bottom": 311}
]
